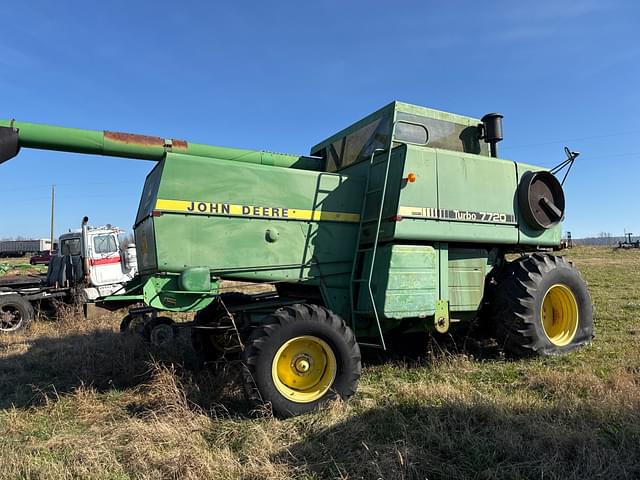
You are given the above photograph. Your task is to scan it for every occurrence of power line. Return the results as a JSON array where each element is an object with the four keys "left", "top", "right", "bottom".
[
  {"left": 502, "top": 129, "right": 640, "bottom": 150},
  {"left": 0, "top": 180, "right": 141, "bottom": 192},
  {"left": 5, "top": 193, "right": 140, "bottom": 204}
]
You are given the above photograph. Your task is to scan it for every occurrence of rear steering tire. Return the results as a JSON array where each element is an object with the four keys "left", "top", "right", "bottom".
[
  {"left": 242, "top": 304, "right": 361, "bottom": 418},
  {"left": 491, "top": 253, "right": 593, "bottom": 356}
]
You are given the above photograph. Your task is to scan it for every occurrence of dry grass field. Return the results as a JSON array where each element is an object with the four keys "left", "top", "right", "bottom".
[{"left": 1, "top": 246, "right": 639, "bottom": 479}]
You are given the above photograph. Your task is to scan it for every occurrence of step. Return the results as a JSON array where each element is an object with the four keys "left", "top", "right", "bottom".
[
  {"left": 358, "top": 342, "right": 385, "bottom": 349},
  {"left": 191, "top": 325, "right": 235, "bottom": 332}
]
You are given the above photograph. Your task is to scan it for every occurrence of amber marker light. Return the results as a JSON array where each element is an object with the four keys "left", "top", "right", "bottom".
[{"left": 407, "top": 172, "right": 417, "bottom": 183}]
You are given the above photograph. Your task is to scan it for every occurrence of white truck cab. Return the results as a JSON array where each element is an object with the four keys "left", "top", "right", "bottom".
[{"left": 54, "top": 217, "right": 137, "bottom": 300}]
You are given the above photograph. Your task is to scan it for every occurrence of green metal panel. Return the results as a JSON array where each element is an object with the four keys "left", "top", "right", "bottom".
[
  {"left": 394, "top": 146, "right": 438, "bottom": 228},
  {"left": 435, "top": 149, "right": 518, "bottom": 243},
  {"left": 143, "top": 153, "right": 364, "bottom": 284},
  {"left": 142, "top": 274, "right": 218, "bottom": 312},
  {"left": 395, "top": 146, "right": 519, "bottom": 244},
  {"left": 357, "top": 244, "right": 438, "bottom": 320},
  {"left": 448, "top": 248, "right": 489, "bottom": 312},
  {"left": 438, "top": 243, "right": 449, "bottom": 301},
  {"left": 179, "top": 267, "right": 211, "bottom": 291}
]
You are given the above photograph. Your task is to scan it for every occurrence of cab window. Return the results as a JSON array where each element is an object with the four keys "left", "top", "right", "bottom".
[
  {"left": 60, "top": 238, "right": 81, "bottom": 256},
  {"left": 93, "top": 234, "right": 118, "bottom": 254}
]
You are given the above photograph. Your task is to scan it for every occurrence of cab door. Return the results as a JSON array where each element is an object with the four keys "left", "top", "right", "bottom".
[{"left": 88, "top": 233, "right": 124, "bottom": 286}]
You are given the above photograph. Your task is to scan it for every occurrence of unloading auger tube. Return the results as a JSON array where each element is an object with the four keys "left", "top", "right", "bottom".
[{"left": 0, "top": 119, "right": 322, "bottom": 169}]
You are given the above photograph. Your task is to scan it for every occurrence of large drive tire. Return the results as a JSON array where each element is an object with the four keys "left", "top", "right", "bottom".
[
  {"left": 492, "top": 253, "right": 593, "bottom": 356},
  {"left": 242, "top": 304, "right": 361, "bottom": 418},
  {"left": 0, "top": 295, "right": 34, "bottom": 333}
]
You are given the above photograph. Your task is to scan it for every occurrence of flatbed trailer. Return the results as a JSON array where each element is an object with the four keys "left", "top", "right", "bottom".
[
  {"left": 0, "top": 276, "right": 74, "bottom": 332},
  {"left": 0, "top": 277, "right": 72, "bottom": 300}
]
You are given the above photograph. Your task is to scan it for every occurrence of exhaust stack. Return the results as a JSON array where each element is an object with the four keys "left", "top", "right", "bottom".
[{"left": 481, "top": 113, "right": 504, "bottom": 158}]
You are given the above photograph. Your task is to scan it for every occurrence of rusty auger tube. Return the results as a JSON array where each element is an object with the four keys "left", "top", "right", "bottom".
[{"left": 0, "top": 119, "right": 323, "bottom": 170}]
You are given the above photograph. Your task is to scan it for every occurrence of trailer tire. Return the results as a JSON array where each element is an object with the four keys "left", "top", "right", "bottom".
[
  {"left": 119, "top": 313, "right": 149, "bottom": 337},
  {"left": 492, "top": 253, "right": 593, "bottom": 356},
  {"left": 242, "top": 304, "right": 361, "bottom": 418},
  {"left": 0, "top": 295, "right": 34, "bottom": 333},
  {"left": 146, "top": 317, "right": 176, "bottom": 347}
]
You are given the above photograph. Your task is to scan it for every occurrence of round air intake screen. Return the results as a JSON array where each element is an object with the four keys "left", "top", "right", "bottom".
[{"left": 518, "top": 171, "right": 565, "bottom": 230}]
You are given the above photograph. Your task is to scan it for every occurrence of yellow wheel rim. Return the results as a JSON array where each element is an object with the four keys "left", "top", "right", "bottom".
[
  {"left": 541, "top": 284, "right": 579, "bottom": 346},
  {"left": 271, "top": 335, "right": 337, "bottom": 403}
]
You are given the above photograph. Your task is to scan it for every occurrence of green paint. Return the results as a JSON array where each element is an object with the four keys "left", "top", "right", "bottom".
[
  {"left": 1, "top": 101, "right": 571, "bottom": 346},
  {"left": 448, "top": 248, "right": 489, "bottom": 311},
  {"left": 142, "top": 274, "right": 217, "bottom": 312},
  {"left": 179, "top": 267, "right": 211, "bottom": 292},
  {"left": 0, "top": 119, "right": 322, "bottom": 170},
  {"left": 435, "top": 299, "right": 450, "bottom": 333}
]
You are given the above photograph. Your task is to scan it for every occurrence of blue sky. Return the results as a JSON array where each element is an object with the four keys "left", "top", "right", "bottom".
[{"left": 1, "top": 0, "right": 639, "bottom": 239}]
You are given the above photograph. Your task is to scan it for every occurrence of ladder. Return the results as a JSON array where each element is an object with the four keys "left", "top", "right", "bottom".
[{"left": 349, "top": 144, "right": 394, "bottom": 350}]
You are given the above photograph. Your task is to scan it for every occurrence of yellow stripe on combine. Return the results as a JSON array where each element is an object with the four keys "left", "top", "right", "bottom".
[{"left": 154, "top": 199, "right": 360, "bottom": 223}]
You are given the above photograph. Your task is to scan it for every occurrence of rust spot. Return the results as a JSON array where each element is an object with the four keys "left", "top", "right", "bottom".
[
  {"left": 105, "top": 130, "right": 165, "bottom": 147},
  {"left": 104, "top": 131, "right": 189, "bottom": 151},
  {"left": 171, "top": 138, "right": 188, "bottom": 151}
]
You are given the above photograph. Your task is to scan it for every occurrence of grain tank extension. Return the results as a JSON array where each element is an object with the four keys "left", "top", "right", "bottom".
[{"left": 0, "top": 101, "right": 592, "bottom": 417}]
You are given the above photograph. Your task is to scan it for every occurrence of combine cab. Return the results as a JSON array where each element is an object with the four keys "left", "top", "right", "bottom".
[{"left": 0, "top": 101, "right": 592, "bottom": 417}]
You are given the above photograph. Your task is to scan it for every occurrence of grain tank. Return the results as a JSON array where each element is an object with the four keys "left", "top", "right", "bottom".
[{"left": 0, "top": 101, "right": 592, "bottom": 417}]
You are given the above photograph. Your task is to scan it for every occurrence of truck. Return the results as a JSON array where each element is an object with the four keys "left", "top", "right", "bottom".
[
  {"left": 0, "top": 101, "right": 593, "bottom": 417},
  {"left": 0, "top": 218, "right": 137, "bottom": 333},
  {"left": 0, "top": 238, "right": 53, "bottom": 258}
]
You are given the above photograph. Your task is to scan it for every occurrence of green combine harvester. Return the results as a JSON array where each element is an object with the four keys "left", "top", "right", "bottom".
[{"left": 0, "top": 101, "right": 592, "bottom": 417}]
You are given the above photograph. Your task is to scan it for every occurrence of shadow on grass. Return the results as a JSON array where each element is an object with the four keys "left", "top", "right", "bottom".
[
  {"left": 0, "top": 327, "right": 248, "bottom": 413},
  {"left": 0, "top": 323, "right": 501, "bottom": 414},
  {"left": 279, "top": 401, "right": 640, "bottom": 480},
  {"left": 360, "top": 327, "right": 502, "bottom": 367}
]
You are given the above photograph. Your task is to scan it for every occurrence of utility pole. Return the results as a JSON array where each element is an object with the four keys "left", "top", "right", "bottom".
[{"left": 50, "top": 184, "right": 55, "bottom": 251}]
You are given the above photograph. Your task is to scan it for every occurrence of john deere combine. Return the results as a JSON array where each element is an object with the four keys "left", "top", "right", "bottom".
[{"left": 0, "top": 101, "right": 592, "bottom": 416}]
